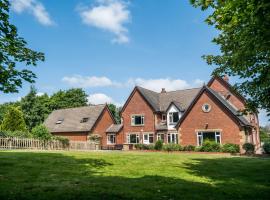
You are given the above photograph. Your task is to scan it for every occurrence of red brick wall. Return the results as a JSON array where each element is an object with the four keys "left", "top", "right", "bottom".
[
  {"left": 209, "top": 78, "right": 245, "bottom": 110},
  {"left": 92, "top": 107, "right": 116, "bottom": 146},
  {"left": 52, "top": 132, "right": 88, "bottom": 141},
  {"left": 179, "top": 91, "right": 243, "bottom": 146},
  {"left": 121, "top": 90, "right": 155, "bottom": 143}
]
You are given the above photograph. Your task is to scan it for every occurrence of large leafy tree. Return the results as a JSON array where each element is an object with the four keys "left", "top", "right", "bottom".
[
  {"left": 190, "top": 0, "right": 270, "bottom": 115},
  {"left": 49, "top": 88, "right": 88, "bottom": 110},
  {"left": 20, "top": 86, "right": 50, "bottom": 130},
  {"left": 0, "top": 0, "right": 44, "bottom": 93},
  {"left": 108, "top": 104, "right": 121, "bottom": 124},
  {"left": 0, "top": 106, "right": 27, "bottom": 131}
]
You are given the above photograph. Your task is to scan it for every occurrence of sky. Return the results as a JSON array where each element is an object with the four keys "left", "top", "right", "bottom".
[{"left": 1, "top": 0, "right": 269, "bottom": 125}]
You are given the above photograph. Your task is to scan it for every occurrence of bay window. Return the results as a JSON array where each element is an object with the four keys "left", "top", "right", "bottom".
[{"left": 169, "top": 112, "right": 179, "bottom": 124}]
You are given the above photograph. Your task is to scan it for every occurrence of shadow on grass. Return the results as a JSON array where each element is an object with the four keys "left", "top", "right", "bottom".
[{"left": 0, "top": 152, "right": 269, "bottom": 200}]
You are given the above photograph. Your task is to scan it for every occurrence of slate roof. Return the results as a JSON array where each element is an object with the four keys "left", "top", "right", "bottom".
[
  {"left": 44, "top": 104, "right": 106, "bottom": 133},
  {"left": 136, "top": 86, "right": 201, "bottom": 112},
  {"left": 155, "top": 123, "right": 168, "bottom": 131},
  {"left": 106, "top": 124, "right": 123, "bottom": 133}
]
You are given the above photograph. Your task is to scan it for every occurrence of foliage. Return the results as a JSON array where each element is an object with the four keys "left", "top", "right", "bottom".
[
  {"left": 262, "top": 141, "right": 270, "bottom": 154},
  {"left": 0, "top": 130, "right": 32, "bottom": 138},
  {"left": 20, "top": 86, "right": 50, "bottom": 130},
  {"left": 221, "top": 143, "right": 240, "bottom": 154},
  {"left": 154, "top": 140, "right": 163, "bottom": 150},
  {"left": 134, "top": 144, "right": 144, "bottom": 150},
  {"left": 194, "top": 146, "right": 202, "bottom": 152},
  {"left": 53, "top": 136, "right": 70, "bottom": 148},
  {"left": 260, "top": 126, "right": 270, "bottom": 142},
  {"left": 0, "top": 101, "right": 20, "bottom": 122},
  {"left": 162, "top": 143, "right": 182, "bottom": 152},
  {"left": 183, "top": 145, "right": 196, "bottom": 151},
  {"left": 190, "top": 0, "right": 270, "bottom": 115},
  {"left": 88, "top": 134, "right": 102, "bottom": 143},
  {"left": 0, "top": 0, "right": 45, "bottom": 93},
  {"left": 49, "top": 88, "right": 88, "bottom": 111},
  {"left": 242, "top": 143, "right": 255, "bottom": 154},
  {"left": 0, "top": 106, "right": 27, "bottom": 132},
  {"left": 200, "top": 140, "right": 221, "bottom": 152},
  {"left": 31, "top": 124, "right": 52, "bottom": 140},
  {"left": 108, "top": 104, "right": 121, "bottom": 123}
]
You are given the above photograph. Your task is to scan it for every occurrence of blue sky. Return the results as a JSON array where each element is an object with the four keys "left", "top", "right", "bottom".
[{"left": 2, "top": 0, "right": 269, "bottom": 125}]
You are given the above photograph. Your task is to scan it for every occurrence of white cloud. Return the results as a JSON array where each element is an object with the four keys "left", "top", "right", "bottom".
[
  {"left": 78, "top": 0, "right": 130, "bottom": 44},
  {"left": 11, "top": 0, "right": 54, "bottom": 26},
  {"left": 36, "top": 92, "right": 44, "bottom": 96},
  {"left": 127, "top": 78, "right": 192, "bottom": 92},
  {"left": 62, "top": 75, "right": 121, "bottom": 88},
  {"left": 193, "top": 79, "right": 205, "bottom": 86},
  {"left": 87, "top": 93, "right": 122, "bottom": 106}
]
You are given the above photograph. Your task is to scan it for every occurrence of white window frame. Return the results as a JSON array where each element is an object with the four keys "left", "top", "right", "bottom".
[
  {"left": 143, "top": 133, "right": 154, "bottom": 144},
  {"left": 131, "top": 115, "right": 145, "bottom": 126},
  {"left": 107, "top": 134, "right": 116, "bottom": 145},
  {"left": 169, "top": 112, "right": 179, "bottom": 124},
  {"left": 197, "top": 131, "right": 221, "bottom": 146},
  {"left": 127, "top": 134, "right": 140, "bottom": 144},
  {"left": 167, "top": 133, "right": 178, "bottom": 144},
  {"left": 157, "top": 133, "right": 165, "bottom": 142}
]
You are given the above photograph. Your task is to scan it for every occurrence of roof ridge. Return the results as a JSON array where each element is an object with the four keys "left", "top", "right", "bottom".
[
  {"left": 52, "top": 104, "right": 106, "bottom": 112},
  {"left": 159, "top": 87, "right": 202, "bottom": 94}
]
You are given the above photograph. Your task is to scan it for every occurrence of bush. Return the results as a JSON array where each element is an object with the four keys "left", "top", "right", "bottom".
[
  {"left": 183, "top": 145, "right": 195, "bottom": 151},
  {"left": 147, "top": 144, "right": 155, "bottom": 150},
  {"left": 54, "top": 136, "right": 70, "bottom": 148},
  {"left": 134, "top": 144, "right": 143, "bottom": 150},
  {"left": 262, "top": 141, "right": 270, "bottom": 154},
  {"left": 222, "top": 143, "right": 240, "bottom": 153},
  {"left": 200, "top": 140, "right": 221, "bottom": 152},
  {"left": 162, "top": 143, "right": 182, "bottom": 152},
  {"left": 154, "top": 140, "right": 163, "bottom": 150},
  {"left": 242, "top": 143, "right": 255, "bottom": 154},
  {"left": 194, "top": 146, "right": 202, "bottom": 152},
  {"left": 0, "top": 130, "right": 32, "bottom": 138},
  {"left": 32, "top": 124, "right": 52, "bottom": 140}
]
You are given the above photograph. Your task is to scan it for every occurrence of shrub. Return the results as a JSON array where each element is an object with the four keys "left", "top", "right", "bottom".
[
  {"left": 154, "top": 140, "right": 163, "bottom": 150},
  {"left": 54, "top": 136, "right": 70, "bottom": 148},
  {"left": 200, "top": 140, "right": 221, "bottom": 152},
  {"left": 242, "top": 143, "right": 255, "bottom": 154},
  {"left": 0, "top": 130, "right": 32, "bottom": 138},
  {"left": 194, "top": 146, "right": 202, "bottom": 152},
  {"left": 222, "top": 143, "right": 240, "bottom": 153},
  {"left": 134, "top": 144, "right": 143, "bottom": 150},
  {"left": 32, "top": 124, "right": 52, "bottom": 140},
  {"left": 262, "top": 141, "right": 270, "bottom": 154},
  {"left": 183, "top": 145, "right": 195, "bottom": 151},
  {"left": 162, "top": 144, "right": 182, "bottom": 152},
  {"left": 147, "top": 144, "right": 155, "bottom": 150}
]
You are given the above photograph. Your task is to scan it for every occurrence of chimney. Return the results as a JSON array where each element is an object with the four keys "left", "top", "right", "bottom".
[
  {"left": 223, "top": 75, "right": 229, "bottom": 82},
  {"left": 161, "top": 88, "right": 166, "bottom": 93}
]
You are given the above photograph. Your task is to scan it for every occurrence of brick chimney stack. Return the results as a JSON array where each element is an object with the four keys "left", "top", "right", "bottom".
[
  {"left": 223, "top": 75, "right": 229, "bottom": 82},
  {"left": 161, "top": 88, "right": 166, "bottom": 93}
]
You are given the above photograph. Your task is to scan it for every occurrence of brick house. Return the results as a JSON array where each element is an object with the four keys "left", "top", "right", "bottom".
[
  {"left": 44, "top": 104, "right": 122, "bottom": 146},
  {"left": 120, "top": 76, "right": 260, "bottom": 152}
]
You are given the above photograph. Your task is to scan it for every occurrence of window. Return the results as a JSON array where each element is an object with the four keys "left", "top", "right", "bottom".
[
  {"left": 157, "top": 133, "right": 165, "bottom": 142},
  {"left": 202, "top": 103, "right": 211, "bottom": 112},
  {"left": 80, "top": 117, "right": 89, "bottom": 123},
  {"left": 161, "top": 114, "right": 166, "bottom": 122},
  {"left": 107, "top": 134, "right": 116, "bottom": 144},
  {"left": 169, "top": 112, "right": 179, "bottom": 124},
  {"left": 167, "top": 133, "right": 178, "bottom": 144},
  {"left": 143, "top": 133, "right": 154, "bottom": 144},
  {"left": 128, "top": 134, "right": 140, "bottom": 144},
  {"left": 56, "top": 118, "right": 64, "bottom": 124},
  {"left": 197, "top": 131, "right": 221, "bottom": 146},
  {"left": 131, "top": 115, "right": 144, "bottom": 126}
]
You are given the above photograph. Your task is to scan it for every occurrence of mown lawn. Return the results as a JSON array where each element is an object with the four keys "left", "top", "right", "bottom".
[{"left": 0, "top": 151, "right": 269, "bottom": 200}]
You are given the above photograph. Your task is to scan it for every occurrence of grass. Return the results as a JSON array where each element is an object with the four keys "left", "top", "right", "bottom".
[{"left": 0, "top": 150, "right": 269, "bottom": 200}]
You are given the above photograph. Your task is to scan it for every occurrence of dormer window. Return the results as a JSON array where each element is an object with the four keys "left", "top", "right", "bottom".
[
  {"left": 169, "top": 112, "right": 179, "bottom": 124},
  {"left": 56, "top": 118, "right": 64, "bottom": 124},
  {"left": 80, "top": 117, "right": 89, "bottom": 123}
]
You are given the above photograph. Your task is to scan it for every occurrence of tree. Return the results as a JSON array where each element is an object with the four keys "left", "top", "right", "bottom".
[
  {"left": 0, "top": 101, "right": 20, "bottom": 122},
  {"left": 0, "top": 106, "right": 27, "bottom": 131},
  {"left": 49, "top": 88, "right": 88, "bottom": 110},
  {"left": 31, "top": 124, "right": 52, "bottom": 140},
  {"left": 190, "top": 0, "right": 270, "bottom": 115},
  {"left": 108, "top": 104, "right": 121, "bottom": 124},
  {"left": 0, "top": 0, "right": 44, "bottom": 93},
  {"left": 20, "top": 86, "right": 50, "bottom": 130}
]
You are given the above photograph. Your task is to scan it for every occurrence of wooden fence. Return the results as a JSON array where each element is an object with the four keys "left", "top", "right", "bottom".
[{"left": 0, "top": 137, "right": 99, "bottom": 151}]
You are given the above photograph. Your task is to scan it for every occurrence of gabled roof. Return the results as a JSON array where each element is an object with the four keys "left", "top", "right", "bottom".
[
  {"left": 106, "top": 124, "right": 123, "bottom": 133},
  {"left": 176, "top": 86, "right": 251, "bottom": 128},
  {"left": 166, "top": 101, "right": 184, "bottom": 112},
  {"left": 121, "top": 86, "right": 201, "bottom": 113},
  {"left": 44, "top": 104, "right": 112, "bottom": 133}
]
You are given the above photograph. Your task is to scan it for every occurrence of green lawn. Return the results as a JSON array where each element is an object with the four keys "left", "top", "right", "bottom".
[{"left": 0, "top": 151, "right": 269, "bottom": 200}]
